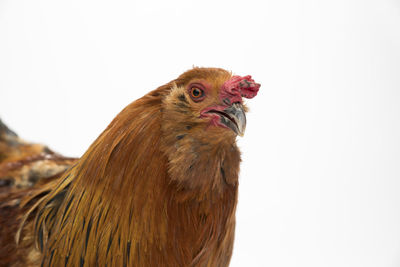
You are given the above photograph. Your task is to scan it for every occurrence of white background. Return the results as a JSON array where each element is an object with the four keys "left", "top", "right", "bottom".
[{"left": 1, "top": 0, "right": 400, "bottom": 266}]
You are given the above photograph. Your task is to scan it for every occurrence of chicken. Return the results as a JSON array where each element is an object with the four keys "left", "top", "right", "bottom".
[
  {"left": 0, "top": 119, "right": 76, "bottom": 266},
  {"left": 0, "top": 67, "right": 260, "bottom": 267}
]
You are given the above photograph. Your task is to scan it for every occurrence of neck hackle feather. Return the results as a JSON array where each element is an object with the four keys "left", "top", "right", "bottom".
[{"left": 14, "top": 67, "right": 259, "bottom": 267}]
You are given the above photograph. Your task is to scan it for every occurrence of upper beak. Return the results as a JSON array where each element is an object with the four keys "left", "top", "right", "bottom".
[{"left": 220, "top": 102, "right": 246, "bottom": 136}]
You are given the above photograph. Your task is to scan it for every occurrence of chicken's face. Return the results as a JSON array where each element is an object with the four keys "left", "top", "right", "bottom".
[
  {"left": 167, "top": 68, "right": 260, "bottom": 139},
  {"left": 161, "top": 67, "right": 260, "bottom": 191}
]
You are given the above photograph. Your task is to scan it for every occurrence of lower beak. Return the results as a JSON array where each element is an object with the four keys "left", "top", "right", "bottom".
[{"left": 221, "top": 103, "right": 246, "bottom": 136}]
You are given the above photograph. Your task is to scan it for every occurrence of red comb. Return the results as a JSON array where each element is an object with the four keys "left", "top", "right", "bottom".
[{"left": 221, "top": 75, "right": 260, "bottom": 103}]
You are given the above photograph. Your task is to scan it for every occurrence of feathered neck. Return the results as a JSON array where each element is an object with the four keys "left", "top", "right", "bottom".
[
  {"left": 160, "top": 84, "right": 241, "bottom": 201},
  {"left": 33, "top": 83, "right": 241, "bottom": 266}
]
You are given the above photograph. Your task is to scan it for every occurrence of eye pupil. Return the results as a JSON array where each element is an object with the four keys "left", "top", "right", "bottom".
[
  {"left": 193, "top": 89, "right": 199, "bottom": 96},
  {"left": 191, "top": 88, "right": 202, "bottom": 98}
]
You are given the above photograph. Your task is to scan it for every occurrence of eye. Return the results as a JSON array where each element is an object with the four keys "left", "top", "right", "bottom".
[
  {"left": 188, "top": 84, "right": 205, "bottom": 102},
  {"left": 191, "top": 87, "right": 203, "bottom": 98}
]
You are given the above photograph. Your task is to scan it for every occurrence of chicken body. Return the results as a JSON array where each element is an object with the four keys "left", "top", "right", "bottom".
[{"left": 0, "top": 67, "right": 260, "bottom": 266}]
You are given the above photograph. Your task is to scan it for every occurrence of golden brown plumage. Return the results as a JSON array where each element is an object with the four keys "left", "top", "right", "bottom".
[
  {"left": 0, "top": 119, "right": 76, "bottom": 267},
  {"left": 0, "top": 67, "right": 260, "bottom": 266}
]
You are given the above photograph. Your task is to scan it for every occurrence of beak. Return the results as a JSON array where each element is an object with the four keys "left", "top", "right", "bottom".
[{"left": 220, "top": 102, "right": 246, "bottom": 136}]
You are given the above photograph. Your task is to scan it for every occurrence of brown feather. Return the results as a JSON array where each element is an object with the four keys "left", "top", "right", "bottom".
[{"left": 1, "top": 67, "right": 255, "bottom": 267}]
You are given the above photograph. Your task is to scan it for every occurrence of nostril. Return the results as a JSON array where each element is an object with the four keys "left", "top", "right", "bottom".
[{"left": 223, "top": 98, "right": 231, "bottom": 106}]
